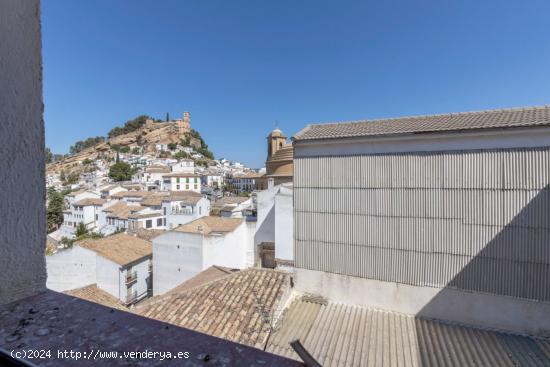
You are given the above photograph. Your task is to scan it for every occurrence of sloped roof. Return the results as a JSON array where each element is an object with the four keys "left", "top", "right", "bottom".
[
  {"left": 64, "top": 284, "right": 127, "bottom": 311},
  {"left": 73, "top": 198, "right": 106, "bottom": 206},
  {"left": 174, "top": 216, "right": 243, "bottom": 235},
  {"left": 104, "top": 202, "right": 144, "bottom": 220},
  {"left": 134, "top": 228, "right": 165, "bottom": 242},
  {"left": 135, "top": 268, "right": 290, "bottom": 349},
  {"left": 294, "top": 105, "right": 550, "bottom": 141},
  {"left": 267, "top": 296, "right": 550, "bottom": 367},
  {"left": 267, "top": 145, "right": 293, "bottom": 162},
  {"left": 215, "top": 196, "right": 250, "bottom": 205},
  {"left": 77, "top": 233, "right": 152, "bottom": 266}
]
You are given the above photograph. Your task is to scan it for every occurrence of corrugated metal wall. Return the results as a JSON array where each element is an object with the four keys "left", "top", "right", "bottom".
[{"left": 294, "top": 147, "right": 550, "bottom": 302}]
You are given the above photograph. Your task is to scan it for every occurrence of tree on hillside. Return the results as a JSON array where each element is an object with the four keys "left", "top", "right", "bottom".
[
  {"left": 109, "top": 161, "right": 136, "bottom": 182},
  {"left": 45, "top": 147, "right": 53, "bottom": 164},
  {"left": 174, "top": 151, "right": 190, "bottom": 160},
  {"left": 167, "top": 142, "right": 177, "bottom": 151},
  {"left": 75, "top": 222, "right": 88, "bottom": 238},
  {"left": 69, "top": 136, "right": 105, "bottom": 155},
  {"left": 108, "top": 115, "right": 152, "bottom": 138},
  {"left": 166, "top": 112, "right": 170, "bottom": 122},
  {"left": 46, "top": 187, "right": 64, "bottom": 232}
]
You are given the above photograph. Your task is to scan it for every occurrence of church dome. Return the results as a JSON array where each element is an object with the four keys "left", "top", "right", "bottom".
[{"left": 269, "top": 128, "right": 285, "bottom": 138}]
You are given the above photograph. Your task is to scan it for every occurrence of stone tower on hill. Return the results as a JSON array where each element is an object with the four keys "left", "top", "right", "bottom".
[{"left": 175, "top": 111, "right": 191, "bottom": 136}]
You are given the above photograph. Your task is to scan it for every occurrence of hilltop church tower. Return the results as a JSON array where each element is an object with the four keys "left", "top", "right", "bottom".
[{"left": 176, "top": 111, "right": 191, "bottom": 136}]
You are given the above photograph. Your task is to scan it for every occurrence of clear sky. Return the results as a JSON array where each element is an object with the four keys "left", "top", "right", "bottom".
[{"left": 42, "top": 0, "right": 550, "bottom": 167}]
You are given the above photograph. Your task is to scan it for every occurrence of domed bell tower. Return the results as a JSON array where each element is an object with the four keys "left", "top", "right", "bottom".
[{"left": 267, "top": 128, "right": 287, "bottom": 158}]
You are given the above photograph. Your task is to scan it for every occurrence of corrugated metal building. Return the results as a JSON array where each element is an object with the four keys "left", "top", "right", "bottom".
[{"left": 292, "top": 105, "right": 550, "bottom": 336}]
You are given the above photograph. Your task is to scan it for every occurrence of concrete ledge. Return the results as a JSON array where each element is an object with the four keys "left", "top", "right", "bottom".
[{"left": 294, "top": 268, "right": 550, "bottom": 337}]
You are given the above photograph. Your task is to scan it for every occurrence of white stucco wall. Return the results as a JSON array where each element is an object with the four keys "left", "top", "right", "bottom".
[
  {"left": 0, "top": 0, "right": 46, "bottom": 305},
  {"left": 126, "top": 259, "right": 151, "bottom": 301},
  {"left": 96, "top": 255, "right": 121, "bottom": 300},
  {"left": 202, "top": 223, "right": 254, "bottom": 269},
  {"left": 152, "top": 231, "right": 204, "bottom": 295},
  {"left": 254, "top": 188, "right": 277, "bottom": 246},
  {"left": 274, "top": 186, "right": 293, "bottom": 262},
  {"left": 46, "top": 247, "right": 97, "bottom": 292}
]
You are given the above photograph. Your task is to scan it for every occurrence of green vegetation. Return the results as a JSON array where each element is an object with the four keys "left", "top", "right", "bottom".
[
  {"left": 167, "top": 142, "right": 177, "bottom": 151},
  {"left": 174, "top": 151, "right": 190, "bottom": 160},
  {"left": 59, "top": 170, "right": 79, "bottom": 186},
  {"left": 108, "top": 115, "right": 152, "bottom": 138},
  {"left": 45, "top": 147, "right": 53, "bottom": 164},
  {"left": 46, "top": 187, "right": 65, "bottom": 233},
  {"left": 75, "top": 222, "right": 88, "bottom": 237},
  {"left": 189, "top": 129, "right": 214, "bottom": 159},
  {"left": 60, "top": 231, "right": 104, "bottom": 249},
  {"left": 69, "top": 136, "right": 105, "bottom": 155},
  {"left": 108, "top": 144, "right": 130, "bottom": 153},
  {"left": 82, "top": 158, "right": 92, "bottom": 165},
  {"left": 109, "top": 161, "right": 137, "bottom": 181},
  {"left": 166, "top": 112, "right": 170, "bottom": 122},
  {"left": 132, "top": 147, "right": 140, "bottom": 155}
]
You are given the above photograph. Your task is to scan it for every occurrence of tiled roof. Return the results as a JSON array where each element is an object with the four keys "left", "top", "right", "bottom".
[
  {"left": 215, "top": 196, "right": 250, "bottom": 205},
  {"left": 134, "top": 228, "right": 165, "bottom": 242},
  {"left": 267, "top": 296, "right": 550, "bottom": 367},
  {"left": 267, "top": 145, "right": 293, "bottom": 162},
  {"left": 135, "top": 268, "right": 290, "bottom": 349},
  {"left": 162, "top": 173, "right": 200, "bottom": 178},
  {"left": 111, "top": 191, "right": 152, "bottom": 199},
  {"left": 127, "top": 211, "right": 162, "bottom": 219},
  {"left": 104, "top": 202, "right": 144, "bottom": 220},
  {"left": 77, "top": 233, "right": 152, "bottom": 266},
  {"left": 166, "top": 266, "right": 238, "bottom": 295},
  {"left": 293, "top": 105, "right": 550, "bottom": 141},
  {"left": 73, "top": 198, "right": 106, "bottom": 206},
  {"left": 64, "top": 284, "right": 127, "bottom": 311},
  {"left": 173, "top": 216, "right": 243, "bottom": 235}
]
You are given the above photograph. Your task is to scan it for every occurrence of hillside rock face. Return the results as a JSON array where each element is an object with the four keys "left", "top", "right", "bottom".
[{"left": 47, "top": 120, "right": 198, "bottom": 175}]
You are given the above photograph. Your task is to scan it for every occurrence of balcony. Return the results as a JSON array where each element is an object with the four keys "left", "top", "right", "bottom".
[
  {"left": 125, "top": 271, "right": 137, "bottom": 285},
  {"left": 125, "top": 290, "right": 138, "bottom": 305}
]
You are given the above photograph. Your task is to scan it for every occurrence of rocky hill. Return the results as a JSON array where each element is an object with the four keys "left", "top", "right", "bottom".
[{"left": 46, "top": 115, "right": 207, "bottom": 176}]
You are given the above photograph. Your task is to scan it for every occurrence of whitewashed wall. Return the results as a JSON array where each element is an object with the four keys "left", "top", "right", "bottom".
[{"left": 46, "top": 247, "right": 97, "bottom": 292}]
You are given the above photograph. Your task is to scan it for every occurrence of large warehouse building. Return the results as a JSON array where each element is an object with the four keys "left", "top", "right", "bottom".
[{"left": 292, "top": 105, "right": 550, "bottom": 336}]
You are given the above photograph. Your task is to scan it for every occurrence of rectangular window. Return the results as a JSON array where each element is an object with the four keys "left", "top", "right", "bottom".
[
  {"left": 163, "top": 207, "right": 166, "bottom": 215},
  {"left": 176, "top": 184, "right": 180, "bottom": 190},
  {"left": 194, "top": 184, "right": 198, "bottom": 189},
  {"left": 186, "top": 184, "right": 189, "bottom": 190},
  {"left": 146, "top": 220, "right": 152, "bottom": 229},
  {"left": 176, "top": 177, "right": 180, "bottom": 183},
  {"left": 199, "top": 206, "right": 201, "bottom": 215},
  {"left": 157, "top": 218, "right": 163, "bottom": 226}
]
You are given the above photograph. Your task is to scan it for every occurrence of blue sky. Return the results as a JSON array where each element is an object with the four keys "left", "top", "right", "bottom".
[{"left": 42, "top": 0, "right": 550, "bottom": 167}]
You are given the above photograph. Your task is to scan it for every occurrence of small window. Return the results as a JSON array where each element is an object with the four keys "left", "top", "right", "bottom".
[
  {"left": 186, "top": 177, "right": 189, "bottom": 183},
  {"left": 176, "top": 184, "right": 180, "bottom": 190},
  {"left": 157, "top": 218, "right": 163, "bottom": 226},
  {"left": 146, "top": 220, "right": 152, "bottom": 229},
  {"left": 186, "top": 184, "right": 189, "bottom": 190},
  {"left": 194, "top": 184, "right": 198, "bottom": 189},
  {"left": 163, "top": 207, "right": 166, "bottom": 215}
]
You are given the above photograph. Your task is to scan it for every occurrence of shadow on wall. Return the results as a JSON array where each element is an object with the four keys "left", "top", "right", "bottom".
[{"left": 417, "top": 185, "right": 550, "bottom": 336}]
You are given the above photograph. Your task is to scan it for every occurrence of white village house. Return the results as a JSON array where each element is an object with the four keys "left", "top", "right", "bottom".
[
  {"left": 162, "top": 173, "right": 201, "bottom": 193},
  {"left": 46, "top": 233, "right": 153, "bottom": 306},
  {"left": 152, "top": 216, "right": 255, "bottom": 295}
]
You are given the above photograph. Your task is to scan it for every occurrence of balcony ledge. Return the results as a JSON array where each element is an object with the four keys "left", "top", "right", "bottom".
[{"left": 0, "top": 290, "right": 302, "bottom": 366}]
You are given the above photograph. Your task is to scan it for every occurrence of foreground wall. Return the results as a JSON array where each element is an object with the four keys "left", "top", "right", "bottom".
[
  {"left": 293, "top": 131, "right": 550, "bottom": 335},
  {"left": 0, "top": 0, "right": 46, "bottom": 305}
]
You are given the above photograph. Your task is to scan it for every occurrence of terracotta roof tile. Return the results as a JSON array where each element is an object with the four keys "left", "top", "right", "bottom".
[
  {"left": 64, "top": 284, "right": 127, "bottom": 311},
  {"left": 135, "top": 268, "right": 290, "bottom": 349},
  {"left": 294, "top": 105, "right": 550, "bottom": 141},
  {"left": 173, "top": 216, "right": 243, "bottom": 235},
  {"left": 77, "top": 233, "right": 152, "bottom": 266},
  {"left": 73, "top": 198, "right": 106, "bottom": 206}
]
